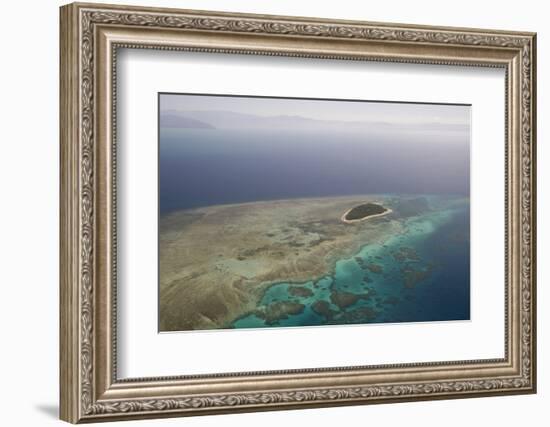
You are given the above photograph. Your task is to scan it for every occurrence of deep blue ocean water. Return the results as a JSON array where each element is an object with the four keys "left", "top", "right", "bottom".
[{"left": 160, "top": 128, "right": 469, "bottom": 215}]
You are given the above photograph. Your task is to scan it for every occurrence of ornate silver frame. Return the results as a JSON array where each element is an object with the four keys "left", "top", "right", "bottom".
[{"left": 60, "top": 2, "right": 537, "bottom": 423}]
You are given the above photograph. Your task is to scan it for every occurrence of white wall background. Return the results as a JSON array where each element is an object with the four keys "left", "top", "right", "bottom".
[{"left": 0, "top": 0, "right": 545, "bottom": 425}]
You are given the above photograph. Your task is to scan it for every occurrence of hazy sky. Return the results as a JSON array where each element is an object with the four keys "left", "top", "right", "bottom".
[{"left": 160, "top": 93, "right": 470, "bottom": 127}]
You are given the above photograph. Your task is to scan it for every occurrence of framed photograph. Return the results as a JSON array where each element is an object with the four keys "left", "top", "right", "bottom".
[{"left": 60, "top": 2, "right": 537, "bottom": 423}]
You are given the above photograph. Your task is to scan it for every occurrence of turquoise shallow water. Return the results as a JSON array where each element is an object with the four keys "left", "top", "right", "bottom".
[{"left": 232, "top": 195, "right": 470, "bottom": 329}]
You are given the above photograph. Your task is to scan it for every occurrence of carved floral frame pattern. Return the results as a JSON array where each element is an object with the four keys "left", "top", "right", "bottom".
[{"left": 60, "top": 2, "right": 536, "bottom": 423}]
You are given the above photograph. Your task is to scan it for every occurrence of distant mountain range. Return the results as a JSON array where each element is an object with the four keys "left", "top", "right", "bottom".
[
  {"left": 160, "top": 109, "right": 469, "bottom": 134},
  {"left": 159, "top": 114, "right": 215, "bottom": 129}
]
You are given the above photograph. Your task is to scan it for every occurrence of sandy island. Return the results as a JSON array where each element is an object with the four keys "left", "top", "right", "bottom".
[{"left": 341, "top": 203, "right": 392, "bottom": 224}]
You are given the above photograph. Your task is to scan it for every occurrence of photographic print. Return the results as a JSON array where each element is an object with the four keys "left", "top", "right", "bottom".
[{"left": 159, "top": 93, "right": 471, "bottom": 332}]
